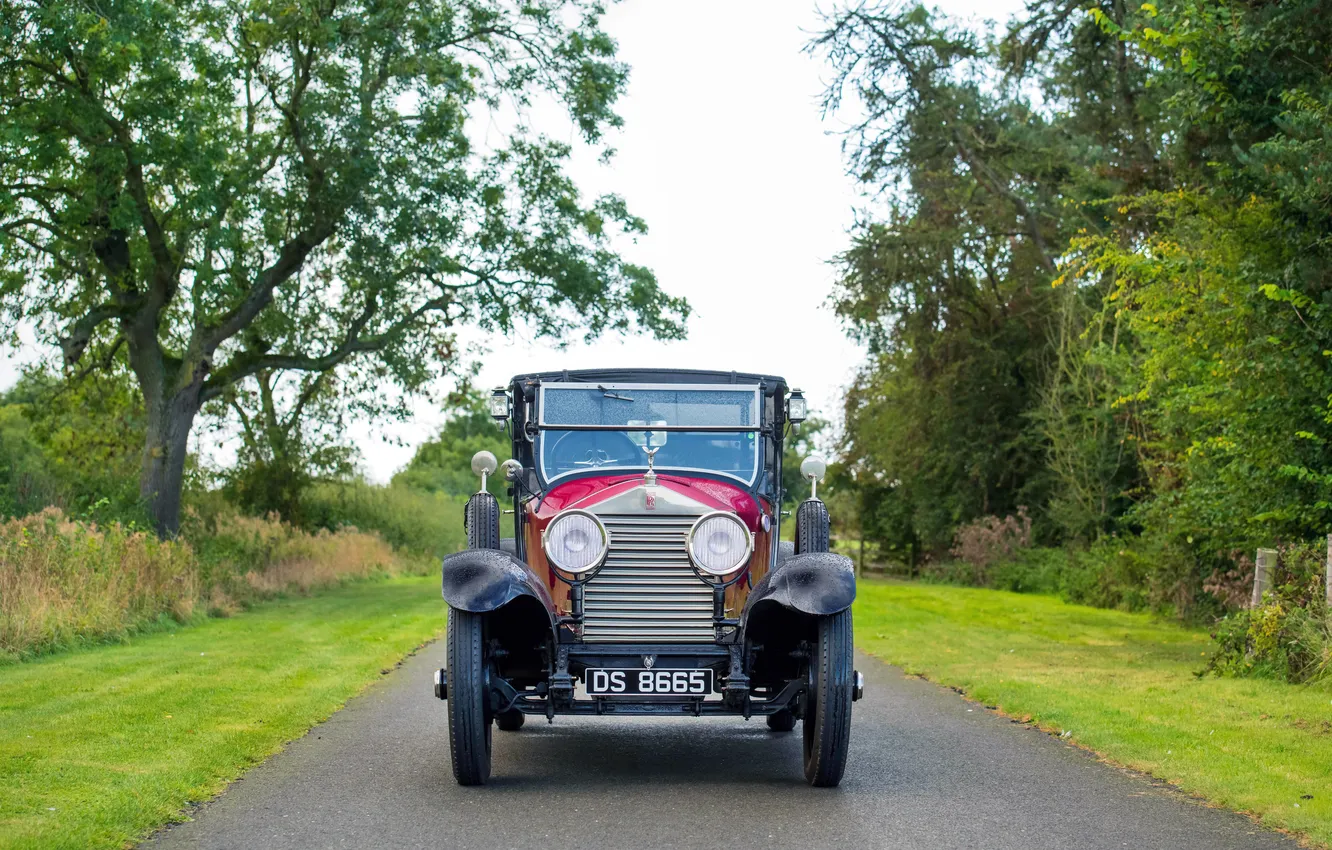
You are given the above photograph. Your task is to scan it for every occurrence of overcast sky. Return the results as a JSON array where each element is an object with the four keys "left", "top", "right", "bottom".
[
  {"left": 359, "top": 0, "right": 1022, "bottom": 481},
  {"left": 1, "top": 0, "right": 1022, "bottom": 482}
]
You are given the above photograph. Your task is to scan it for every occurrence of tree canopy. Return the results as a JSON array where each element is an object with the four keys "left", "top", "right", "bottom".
[
  {"left": 0, "top": 0, "right": 688, "bottom": 535},
  {"left": 818, "top": 0, "right": 1332, "bottom": 610}
]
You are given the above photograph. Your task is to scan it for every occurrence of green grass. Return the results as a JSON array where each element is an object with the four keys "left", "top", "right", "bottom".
[
  {"left": 0, "top": 575, "right": 446, "bottom": 850},
  {"left": 855, "top": 580, "right": 1332, "bottom": 846}
]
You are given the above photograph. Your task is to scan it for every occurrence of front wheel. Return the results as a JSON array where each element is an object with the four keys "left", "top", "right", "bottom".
[
  {"left": 802, "top": 609, "right": 853, "bottom": 787},
  {"left": 446, "top": 608, "right": 492, "bottom": 785}
]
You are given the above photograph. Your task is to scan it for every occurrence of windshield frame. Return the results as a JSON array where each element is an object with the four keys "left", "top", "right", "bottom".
[{"left": 534, "top": 382, "right": 764, "bottom": 488}]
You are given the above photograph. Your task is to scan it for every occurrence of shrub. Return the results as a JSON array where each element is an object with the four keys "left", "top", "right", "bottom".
[
  {"left": 2, "top": 506, "right": 420, "bottom": 661},
  {"left": 301, "top": 481, "right": 467, "bottom": 558},
  {"left": 987, "top": 547, "right": 1068, "bottom": 595},
  {"left": 1204, "top": 541, "right": 1332, "bottom": 683},
  {"left": 949, "top": 508, "right": 1032, "bottom": 583},
  {"left": 187, "top": 511, "right": 402, "bottom": 596},
  {"left": 0, "top": 508, "right": 197, "bottom": 660}
]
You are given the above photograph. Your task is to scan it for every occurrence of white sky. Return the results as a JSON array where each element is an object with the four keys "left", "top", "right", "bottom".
[{"left": 1, "top": 0, "right": 1023, "bottom": 483}]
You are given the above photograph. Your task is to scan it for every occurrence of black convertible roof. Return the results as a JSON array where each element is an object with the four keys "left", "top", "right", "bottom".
[{"left": 510, "top": 368, "right": 788, "bottom": 388}]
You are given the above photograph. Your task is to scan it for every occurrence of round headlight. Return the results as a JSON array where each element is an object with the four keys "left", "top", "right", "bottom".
[
  {"left": 687, "top": 512, "right": 753, "bottom": 577},
  {"left": 543, "top": 510, "right": 609, "bottom": 575}
]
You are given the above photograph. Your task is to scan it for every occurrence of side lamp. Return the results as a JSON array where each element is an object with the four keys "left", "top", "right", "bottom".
[
  {"left": 786, "top": 388, "right": 807, "bottom": 429},
  {"left": 488, "top": 387, "right": 510, "bottom": 429},
  {"left": 800, "top": 454, "right": 827, "bottom": 501},
  {"left": 471, "top": 450, "right": 498, "bottom": 492}
]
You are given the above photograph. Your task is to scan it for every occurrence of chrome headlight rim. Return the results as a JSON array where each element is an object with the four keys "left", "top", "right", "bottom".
[
  {"left": 686, "top": 510, "right": 754, "bottom": 581},
  {"left": 542, "top": 509, "right": 610, "bottom": 579}
]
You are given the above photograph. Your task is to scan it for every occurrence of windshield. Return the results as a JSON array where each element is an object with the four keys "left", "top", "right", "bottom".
[{"left": 537, "top": 384, "right": 761, "bottom": 485}]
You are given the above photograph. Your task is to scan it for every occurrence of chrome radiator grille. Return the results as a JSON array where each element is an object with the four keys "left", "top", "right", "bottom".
[{"left": 583, "top": 514, "right": 715, "bottom": 642}]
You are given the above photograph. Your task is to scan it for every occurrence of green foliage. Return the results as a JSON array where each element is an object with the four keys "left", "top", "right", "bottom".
[
  {"left": 815, "top": 0, "right": 1154, "bottom": 556},
  {"left": 779, "top": 415, "right": 828, "bottom": 509},
  {"left": 0, "top": 0, "right": 688, "bottom": 534},
  {"left": 0, "top": 404, "right": 58, "bottom": 519},
  {"left": 0, "top": 368, "right": 145, "bottom": 522},
  {"left": 1204, "top": 543, "right": 1332, "bottom": 683},
  {"left": 819, "top": 0, "right": 1332, "bottom": 619},
  {"left": 394, "top": 389, "right": 511, "bottom": 499},
  {"left": 214, "top": 368, "right": 360, "bottom": 524},
  {"left": 301, "top": 480, "right": 467, "bottom": 558}
]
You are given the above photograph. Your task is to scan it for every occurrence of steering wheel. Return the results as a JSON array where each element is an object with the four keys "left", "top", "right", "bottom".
[{"left": 548, "top": 430, "right": 644, "bottom": 471}]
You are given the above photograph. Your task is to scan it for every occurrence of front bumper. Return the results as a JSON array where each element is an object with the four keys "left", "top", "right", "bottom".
[{"left": 433, "top": 642, "right": 864, "bottom": 718}]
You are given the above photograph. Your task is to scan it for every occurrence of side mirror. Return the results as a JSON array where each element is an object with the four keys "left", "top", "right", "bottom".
[
  {"left": 800, "top": 454, "right": 827, "bottom": 500},
  {"left": 471, "top": 450, "right": 498, "bottom": 491},
  {"left": 500, "top": 459, "right": 523, "bottom": 481}
]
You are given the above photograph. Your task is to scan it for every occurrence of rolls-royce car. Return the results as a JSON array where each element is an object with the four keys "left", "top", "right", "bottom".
[{"left": 436, "top": 369, "right": 861, "bottom": 786}]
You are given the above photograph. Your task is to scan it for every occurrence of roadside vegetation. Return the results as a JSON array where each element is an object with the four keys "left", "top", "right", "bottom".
[
  {"left": 855, "top": 581, "right": 1332, "bottom": 847},
  {"left": 813, "top": 0, "right": 1332, "bottom": 680},
  {"left": 0, "top": 375, "right": 489, "bottom": 661},
  {"left": 0, "top": 576, "right": 445, "bottom": 850}
]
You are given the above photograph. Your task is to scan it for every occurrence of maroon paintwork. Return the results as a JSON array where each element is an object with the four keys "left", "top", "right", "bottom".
[
  {"left": 522, "top": 473, "right": 774, "bottom": 618},
  {"left": 532, "top": 474, "right": 765, "bottom": 530}
]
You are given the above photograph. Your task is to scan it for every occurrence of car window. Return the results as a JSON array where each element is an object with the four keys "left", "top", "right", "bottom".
[{"left": 537, "top": 385, "right": 760, "bottom": 485}]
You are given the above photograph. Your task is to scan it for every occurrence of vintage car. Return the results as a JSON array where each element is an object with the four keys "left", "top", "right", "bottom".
[{"left": 435, "top": 369, "right": 861, "bottom": 786}]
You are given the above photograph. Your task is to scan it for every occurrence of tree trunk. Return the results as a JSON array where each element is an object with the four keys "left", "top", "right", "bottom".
[{"left": 140, "top": 389, "right": 201, "bottom": 537}]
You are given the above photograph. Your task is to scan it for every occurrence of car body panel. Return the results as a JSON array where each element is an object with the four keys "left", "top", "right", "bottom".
[{"left": 518, "top": 474, "right": 772, "bottom": 623}]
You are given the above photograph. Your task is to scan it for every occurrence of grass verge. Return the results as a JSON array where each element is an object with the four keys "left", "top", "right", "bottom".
[
  {"left": 855, "top": 580, "right": 1332, "bottom": 846},
  {"left": 0, "top": 575, "right": 446, "bottom": 850}
]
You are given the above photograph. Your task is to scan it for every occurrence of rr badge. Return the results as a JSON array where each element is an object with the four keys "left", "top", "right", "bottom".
[{"left": 645, "top": 492, "right": 656, "bottom": 510}]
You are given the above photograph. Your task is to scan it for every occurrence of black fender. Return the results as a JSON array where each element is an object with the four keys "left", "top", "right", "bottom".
[
  {"left": 441, "top": 548, "right": 557, "bottom": 625},
  {"left": 742, "top": 552, "right": 856, "bottom": 684},
  {"left": 745, "top": 551, "right": 856, "bottom": 620}
]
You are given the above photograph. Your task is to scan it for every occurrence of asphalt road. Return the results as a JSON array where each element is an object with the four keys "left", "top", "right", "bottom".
[{"left": 145, "top": 644, "right": 1296, "bottom": 850}]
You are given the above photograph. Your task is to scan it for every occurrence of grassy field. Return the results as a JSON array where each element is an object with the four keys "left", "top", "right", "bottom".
[
  {"left": 855, "top": 580, "right": 1332, "bottom": 846},
  {"left": 0, "top": 575, "right": 446, "bottom": 850}
]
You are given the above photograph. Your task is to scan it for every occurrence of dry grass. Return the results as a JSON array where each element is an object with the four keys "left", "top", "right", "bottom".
[
  {"left": 215, "top": 513, "right": 397, "bottom": 593},
  {"left": 0, "top": 508, "right": 197, "bottom": 660},
  {"left": 1, "top": 508, "right": 410, "bottom": 661}
]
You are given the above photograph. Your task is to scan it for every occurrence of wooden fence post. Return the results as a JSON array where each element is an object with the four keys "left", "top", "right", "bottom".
[
  {"left": 1326, "top": 534, "right": 1331, "bottom": 608},
  {"left": 1251, "top": 548, "right": 1277, "bottom": 608}
]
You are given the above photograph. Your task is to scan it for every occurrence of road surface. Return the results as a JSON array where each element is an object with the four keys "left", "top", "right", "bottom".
[{"left": 145, "top": 644, "right": 1296, "bottom": 850}]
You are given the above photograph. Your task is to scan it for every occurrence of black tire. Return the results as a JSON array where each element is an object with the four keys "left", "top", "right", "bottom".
[
  {"left": 496, "top": 709, "right": 525, "bottom": 731},
  {"left": 795, "top": 499, "right": 830, "bottom": 554},
  {"left": 803, "top": 609, "right": 853, "bottom": 787},
  {"left": 766, "top": 709, "right": 797, "bottom": 732},
  {"left": 446, "top": 608, "right": 492, "bottom": 785},
  {"left": 465, "top": 492, "right": 501, "bottom": 550}
]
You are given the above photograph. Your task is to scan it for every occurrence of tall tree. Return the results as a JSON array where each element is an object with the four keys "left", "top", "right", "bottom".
[
  {"left": 1068, "top": 0, "right": 1332, "bottom": 555},
  {"left": 814, "top": 4, "right": 1071, "bottom": 551},
  {"left": 0, "top": 0, "right": 688, "bottom": 535},
  {"left": 814, "top": 0, "right": 1159, "bottom": 552}
]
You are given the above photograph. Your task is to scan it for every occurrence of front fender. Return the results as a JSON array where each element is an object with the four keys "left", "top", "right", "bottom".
[
  {"left": 441, "top": 548, "right": 557, "bottom": 624},
  {"left": 743, "top": 552, "right": 856, "bottom": 621}
]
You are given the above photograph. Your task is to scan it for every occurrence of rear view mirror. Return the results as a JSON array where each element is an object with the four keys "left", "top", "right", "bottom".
[{"left": 628, "top": 420, "right": 668, "bottom": 449}]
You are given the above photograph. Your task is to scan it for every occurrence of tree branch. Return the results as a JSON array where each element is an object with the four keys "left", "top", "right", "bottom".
[
  {"left": 200, "top": 291, "right": 455, "bottom": 401},
  {"left": 59, "top": 302, "right": 124, "bottom": 365},
  {"left": 202, "top": 219, "right": 337, "bottom": 352}
]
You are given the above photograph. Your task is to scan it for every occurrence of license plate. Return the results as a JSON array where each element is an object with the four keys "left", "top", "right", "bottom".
[{"left": 585, "top": 668, "right": 713, "bottom": 696}]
